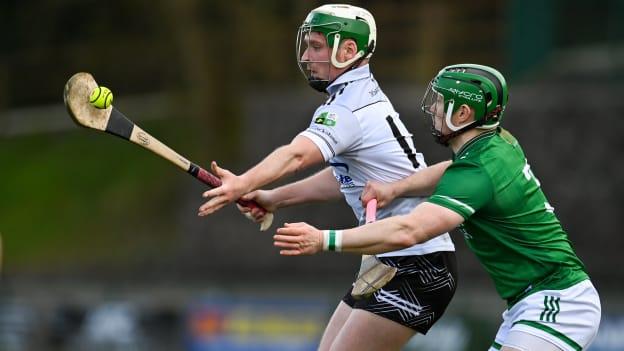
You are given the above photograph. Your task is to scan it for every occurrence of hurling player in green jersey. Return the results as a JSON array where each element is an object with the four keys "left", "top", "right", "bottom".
[{"left": 274, "top": 64, "right": 601, "bottom": 351}]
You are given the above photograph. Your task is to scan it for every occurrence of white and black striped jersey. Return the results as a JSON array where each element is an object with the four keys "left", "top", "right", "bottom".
[{"left": 299, "top": 65, "right": 455, "bottom": 256}]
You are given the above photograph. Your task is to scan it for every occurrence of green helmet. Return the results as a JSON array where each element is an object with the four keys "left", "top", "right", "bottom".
[
  {"left": 421, "top": 64, "right": 509, "bottom": 145},
  {"left": 296, "top": 4, "right": 376, "bottom": 92}
]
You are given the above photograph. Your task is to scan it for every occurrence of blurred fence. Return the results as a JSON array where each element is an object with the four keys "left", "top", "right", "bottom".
[{"left": 0, "top": 282, "right": 622, "bottom": 350}]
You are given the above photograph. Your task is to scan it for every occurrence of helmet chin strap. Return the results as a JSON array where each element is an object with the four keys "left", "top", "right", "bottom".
[
  {"left": 434, "top": 120, "right": 483, "bottom": 146},
  {"left": 444, "top": 100, "right": 479, "bottom": 132},
  {"left": 434, "top": 101, "right": 488, "bottom": 146},
  {"left": 330, "top": 33, "right": 365, "bottom": 68},
  {"left": 445, "top": 100, "right": 483, "bottom": 132},
  {"left": 444, "top": 100, "right": 460, "bottom": 131},
  {"left": 307, "top": 78, "right": 329, "bottom": 93}
]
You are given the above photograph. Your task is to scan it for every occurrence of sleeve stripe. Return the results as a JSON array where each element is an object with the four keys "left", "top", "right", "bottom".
[
  {"left": 304, "top": 130, "right": 336, "bottom": 157},
  {"left": 430, "top": 195, "right": 475, "bottom": 215},
  {"left": 352, "top": 100, "right": 386, "bottom": 113}
]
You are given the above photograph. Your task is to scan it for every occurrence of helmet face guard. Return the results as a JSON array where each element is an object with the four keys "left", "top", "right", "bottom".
[
  {"left": 421, "top": 83, "right": 449, "bottom": 144},
  {"left": 296, "top": 23, "right": 337, "bottom": 93}
]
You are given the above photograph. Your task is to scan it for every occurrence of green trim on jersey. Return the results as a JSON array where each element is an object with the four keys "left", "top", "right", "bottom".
[{"left": 428, "top": 128, "right": 588, "bottom": 305}]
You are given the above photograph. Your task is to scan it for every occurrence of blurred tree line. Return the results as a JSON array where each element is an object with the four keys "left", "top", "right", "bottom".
[{"left": 2, "top": 0, "right": 620, "bottom": 127}]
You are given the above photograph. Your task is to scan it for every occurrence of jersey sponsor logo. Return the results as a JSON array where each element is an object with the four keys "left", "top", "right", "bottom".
[
  {"left": 330, "top": 161, "right": 354, "bottom": 187},
  {"left": 314, "top": 111, "right": 338, "bottom": 127},
  {"left": 329, "top": 162, "right": 349, "bottom": 172},
  {"left": 308, "top": 125, "right": 338, "bottom": 144},
  {"left": 335, "top": 174, "right": 355, "bottom": 187},
  {"left": 369, "top": 86, "right": 379, "bottom": 97}
]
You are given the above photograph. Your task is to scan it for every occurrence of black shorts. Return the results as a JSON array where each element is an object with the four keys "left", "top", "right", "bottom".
[{"left": 342, "top": 251, "right": 457, "bottom": 334}]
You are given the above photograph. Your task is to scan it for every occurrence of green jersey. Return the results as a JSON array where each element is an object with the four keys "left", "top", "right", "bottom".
[{"left": 428, "top": 128, "right": 588, "bottom": 305}]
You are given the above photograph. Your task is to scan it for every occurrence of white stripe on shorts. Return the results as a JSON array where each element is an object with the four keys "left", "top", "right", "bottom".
[{"left": 375, "top": 289, "right": 423, "bottom": 317}]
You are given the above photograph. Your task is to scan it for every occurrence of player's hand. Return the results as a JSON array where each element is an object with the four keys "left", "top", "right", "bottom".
[
  {"left": 198, "top": 161, "right": 249, "bottom": 216},
  {"left": 361, "top": 180, "right": 396, "bottom": 208},
  {"left": 274, "top": 222, "right": 323, "bottom": 256},
  {"left": 236, "top": 190, "right": 277, "bottom": 224}
]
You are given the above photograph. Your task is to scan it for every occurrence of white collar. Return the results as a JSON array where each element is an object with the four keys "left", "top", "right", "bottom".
[{"left": 326, "top": 64, "right": 371, "bottom": 94}]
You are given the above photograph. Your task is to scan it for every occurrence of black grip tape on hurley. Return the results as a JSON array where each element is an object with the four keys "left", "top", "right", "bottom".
[{"left": 105, "top": 108, "right": 134, "bottom": 140}]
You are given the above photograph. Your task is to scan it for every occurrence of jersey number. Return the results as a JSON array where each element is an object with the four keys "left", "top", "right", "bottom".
[
  {"left": 385, "top": 116, "right": 420, "bottom": 169},
  {"left": 522, "top": 160, "right": 541, "bottom": 186},
  {"left": 523, "top": 160, "right": 554, "bottom": 213}
]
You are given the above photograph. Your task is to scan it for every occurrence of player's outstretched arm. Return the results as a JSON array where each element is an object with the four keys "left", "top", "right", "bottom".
[
  {"left": 269, "top": 167, "right": 342, "bottom": 207},
  {"left": 274, "top": 201, "right": 463, "bottom": 256},
  {"left": 237, "top": 168, "right": 341, "bottom": 224},
  {"left": 198, "top": 136, "right": 324, "bottom": 216},
  {"left": 361, "top": 160, "right": 452, "bottom": 208}
]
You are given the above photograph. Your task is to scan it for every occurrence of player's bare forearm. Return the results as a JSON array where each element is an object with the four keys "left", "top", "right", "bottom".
[
  {"left": 236, "top": 168, "right": 339, "bottom": 226},
  {"left": 269, "top": 167, "right": 341, "bottom": 208},
  {"left": 198, "top": 136, "right": 324, "bottom": 217},
  {"left": 361, "top": 161, "right": 452, "bottom": 208},
  {"left": 397, "top": 160, "right": 452, "bottom": 197},
  {"left": 240, "top": 136, "right": 324, "bottom": 193},
  {"left": 274, "top": 202, "right": 463, "bottom": 256},
  {"left": 343, "top": 202, "right": 462, "bottom": 254}
]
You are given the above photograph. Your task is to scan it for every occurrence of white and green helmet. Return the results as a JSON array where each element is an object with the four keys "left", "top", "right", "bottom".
[
  {"left": 296, "top": 4, "right": 377, "bottom": 92},
  {"left": 421, "top": 64, "right": 509, "bottom": 145}
]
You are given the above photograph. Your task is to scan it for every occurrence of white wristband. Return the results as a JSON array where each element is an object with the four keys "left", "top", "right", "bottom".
[{"left": 322, "top": 230, "right": 342, "bottom": 252}]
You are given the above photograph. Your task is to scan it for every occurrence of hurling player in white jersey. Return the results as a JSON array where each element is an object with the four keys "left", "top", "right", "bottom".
[{"left": 198, "top": 4, "right": 456, "bottom": 350}]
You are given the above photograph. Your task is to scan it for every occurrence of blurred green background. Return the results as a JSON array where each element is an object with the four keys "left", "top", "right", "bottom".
[{"left": 1, "top": 0, "right": 622, "bottom": 350}]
